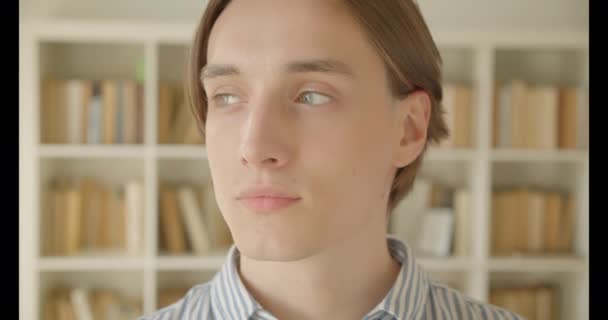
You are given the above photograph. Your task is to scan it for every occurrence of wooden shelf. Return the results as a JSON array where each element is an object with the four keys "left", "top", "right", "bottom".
[
  {"left": 488, "top": 256, "right": 586, "bottom": 273},
  {"left": 20, "top": 19, "right": 589, "bottom": 319},
  {"left": 156, "top": 145, "right": 207, "bottom": 159},
  {"left": 156, "top": 255, "right": 226, "bottom": 271},
  {"left": 38, "top": 145, "right": 146, "bottom": 158},
  {"left": 426, "top": 148, "right": 476, "bottom": 162},
  {"left": 38, "top": 257, "right": 146, "bottom": 271},
  {"left": 491, "top": 149, "right": 588, "bottom": 163}
]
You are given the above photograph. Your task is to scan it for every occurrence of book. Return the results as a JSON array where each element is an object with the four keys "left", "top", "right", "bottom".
[
  {"left": 80, "top": 80, "right": 93, "bottom": 144},
  {"left": 158, "top": 83, "right": 174, "bottom": 144},
  {"left": 497, "top": 82, "right": 513, "bottom": 148},
  {"left": 558, "top": 86, "right": 580, "bottom": 149},
  {"left": 57, "top": 291, "right": 77, "bottom": 320},
  {"left": 513, "top": 188, "right": 529, "bottom": 254},
  {"left": 177, "top": 187, "right": 211, "bottom": 255},
  {"left": 125, "top": 180, "right": 144, "bottom": 256},
  {"left": 115, "top": 189, "right": 127, "bottom": 250},
  {"left": 429, "top": 181, "right": 453, "bottom": 208},
  {"left": 43, "top": 293, "right": 56, "bottom": 320},
  {"left": 102, "top": 80, "right": 117, "bottom": 144},
  {"left": 544, "top": 192, "right": 563, "bottom": 252},
  {"left": 56, "top": 80, "right": 68, "bottom": 143},
  {"left": 160, "top": 186, "right": 189, "bottom": 254},
  {"left": 64, "top": 183, "right": 83, "bottom": 255},
  {"left": 509, "top": 80, "right": 527, "bottom": 149},
  {"left": 202, "top": 184, "right": 233, "bottom": 249},
  {"left": 53, "top": 179, "right": 69, "bottom": 255},
  {"left": 115, "top": 80, "right": 125, "bottom": 144},
  {"left": 107, "top": 188, "right": 124, "bottom": 250},
  {"left": 535, "top": 286, "right": 556, "bottom": 320},
  {"left": 70, "top": 288, "right": 94, "bottom": 320},
  {"left": 78, "top": 178, "right": 91, "bottom": 251},
  {"left": 85, "top": 180, "right": 102, "bottom": 251},
  {"left": 41, "top": 187, "right": 53, "bottom": 256},
  {"left": 452, "top": 188, "right": 470, "bottom": 256},
  {"left": 158, "top": 287, "right": 190, "bottom": 309},
  {"left": 532, "top": 86, "right": 559, "bottom": 149},
  {"left": 66, "top": 79, "right": 83, "bottom": 144},
  {"left": 87, "top": 83, "right": 103, "bottom": 144},
  {"left": 559, "top": 194, "right": 575, "bottom": 252},
  {"left": 97, "top": 186, "right": 112, "bottom": 249},
  {"left": 91, "top": 290, "right": 118, "bottom": 320},
  {"left": 453, "top": 85, "right": 473, "bottom": 148},
  {"left": 492, "top": 191, "right": 510, "bottom": 255},
  {"left": 416, "top": 207, "right": 454, "bottom": 257},
  {"left": 136, "top": 84, "right": 144, "bottom": 143},
  {"left": 172, "top": 99, "right": 192, "bottom": 144},
  {"left": 492, "top": 189, "right": 524, "bottom": 255},
  {"left": 492, "top": 188, "right": 575, "bottom": 256},
  {"left": 526, "top": 190, "right": 546, "bottom": 253},
  {"left": 123, "top": 80, "right": 138, "bottom": 144},
  {"left": 490, "top": 192, "right": 501, "bottom": 255},
  {"left": 576, "top": 86, "right": 589, "bottom": 149}
]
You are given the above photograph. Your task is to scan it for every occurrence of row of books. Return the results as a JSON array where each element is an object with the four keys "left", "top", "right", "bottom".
[
  {"left": 43, "top": 287, "right": 142, "bottom": 320},
  {"left": 41, "top": 177, "right": 144, "bottom": 256},
  {"left": 437, "top": 83, "right": 474, "bottom": 149},
  {"left": 490, "top": 284, "right": 557, "bottom": 320},
  {"left": 389, "top": 178, "right": 471, "bottom": 258},
  {"left": 158, "top": 83, "right": 204, "bottom": 145},
  {"left": 158, "top": 183, "right": 233, "bottom": 255},
  {"left": 493, "top": 80, "right": 588, "bottom": 149},
  {"left": 491, "top": 188, "right": 575, "bottom": 256},
  {"left": 41, "top": 78, "right": 145, "bottom": 144}
]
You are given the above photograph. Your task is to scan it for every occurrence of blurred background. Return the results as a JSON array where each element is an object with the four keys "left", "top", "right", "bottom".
[{"left": 19, "top": 1, "right": 589, "bottom": 320}]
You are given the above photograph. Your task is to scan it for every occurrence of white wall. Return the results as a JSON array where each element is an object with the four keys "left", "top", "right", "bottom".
[{"left": 20, "top": 0, "right": 588, "bottom": 30}]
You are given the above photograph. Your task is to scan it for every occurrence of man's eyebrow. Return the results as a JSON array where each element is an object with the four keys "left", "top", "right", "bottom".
[
  {"left": 200, "top": 59, "right": 355, "bottom": 82},
  {"left": 200, "top": 64, "right": 240, "bottom": 82},
  {"left": 285, "top": 59, "right": 355, "bottom": 78}
]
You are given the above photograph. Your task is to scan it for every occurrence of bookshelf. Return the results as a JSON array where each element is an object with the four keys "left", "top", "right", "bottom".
[{"left": 20, "top": 19, "right": 589, "bottom": 320}]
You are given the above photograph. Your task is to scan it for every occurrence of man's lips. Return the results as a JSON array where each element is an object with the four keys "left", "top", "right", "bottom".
[{"left": 237, "top": 196, "right": 301, "bottom": 211}]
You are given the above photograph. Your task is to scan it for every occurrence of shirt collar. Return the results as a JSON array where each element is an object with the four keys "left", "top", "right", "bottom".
[
  {"left": 210, "top": 235, "right": 429, "bottom": 320},
  {"left": 366, "top": 235, "right": 430, "bottom": 320}
]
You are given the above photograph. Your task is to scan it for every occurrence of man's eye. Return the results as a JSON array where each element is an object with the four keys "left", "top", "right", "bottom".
[
  {"left": 212, "top": 93, "right": 241, "bottom": 106},
  {"left": 296, "top": 91, "right": 331, "bottom": 106}
]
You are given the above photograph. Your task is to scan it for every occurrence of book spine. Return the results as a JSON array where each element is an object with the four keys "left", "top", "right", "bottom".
[
  {"left": 66, "top": 79, "right": 82, "bottom": 144},
  {"left": 70, "top": 288, "right": 94, "bottom": 320},
  {"left": 126, "top": 180, "right": 143, "bottom": 256},
  {"left": 87, "top": 82, "right": 102, "bottom": 144},
  {"left": 115, "top": 80, "right": 124, "bottom": 144},
  {"left": 177, "top": 187, "right": 211, "bottom": 255}
]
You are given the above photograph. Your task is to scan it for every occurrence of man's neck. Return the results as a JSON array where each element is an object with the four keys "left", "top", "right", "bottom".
[{"left": 238, "top": 228, "right": 401, "bottom": 320}]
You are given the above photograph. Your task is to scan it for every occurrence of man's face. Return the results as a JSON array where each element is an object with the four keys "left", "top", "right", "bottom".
[{"left": 203, "top": 0, "right": 404, "bottom": 261}]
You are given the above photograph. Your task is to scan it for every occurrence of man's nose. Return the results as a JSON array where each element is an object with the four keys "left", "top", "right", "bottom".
[{"left": 239, "top": 98, "right": 292, "bottom": 170}]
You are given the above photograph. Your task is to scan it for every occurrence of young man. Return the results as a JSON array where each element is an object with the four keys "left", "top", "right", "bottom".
[{"left": 142, "top": 0, "right": 523, "bottom": 319}]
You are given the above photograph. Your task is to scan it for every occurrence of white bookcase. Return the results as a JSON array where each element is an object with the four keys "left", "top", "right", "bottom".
[{"left": 20, "top": 19, "right": 589, "bottom": 320}]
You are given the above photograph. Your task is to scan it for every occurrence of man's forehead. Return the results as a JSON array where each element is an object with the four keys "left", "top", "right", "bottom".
[
  {"left": 205, "top": 0, "right": 387, "bottom": 83},
  {"left": 208, "top": 0, "right": 357, "bottom": 44}
]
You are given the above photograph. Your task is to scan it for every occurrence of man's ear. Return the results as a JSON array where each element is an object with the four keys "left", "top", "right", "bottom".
[{"left": 392, "top": 90, "right": 431, "bottom": 168}]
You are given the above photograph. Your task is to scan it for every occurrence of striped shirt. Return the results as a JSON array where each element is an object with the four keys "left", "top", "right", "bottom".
[{"left": 140, "top": 236, "right": 524, "bottom": 320}]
